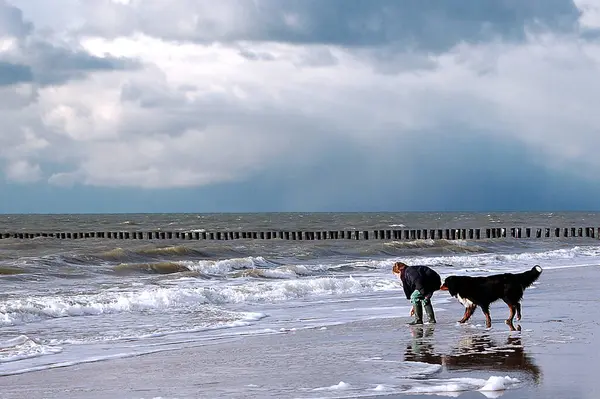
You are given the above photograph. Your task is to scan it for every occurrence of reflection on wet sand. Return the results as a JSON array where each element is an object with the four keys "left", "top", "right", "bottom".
[{"left": 404, "top": 326, "right": 541, "bottom": 384}]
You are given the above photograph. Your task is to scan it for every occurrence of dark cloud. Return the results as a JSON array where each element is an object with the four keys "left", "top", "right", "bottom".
[
  {"left": 247, "top": 0, "right": 569, "bottom": 46},
  {"left": 4, "top": 132, "right": 600, "bottom": 212},
  {"left": 113, "top": 0, "right": 581, "bottom": 51},
  {"left": 0, "top": 2, "right": 139, "bottom": 86},
  {"left": 75, "top": 0, "right": 582, "bottom": 53},
  {"left": 1, "top": 0, "right": 597, "bottom": 211},
  {"left": 256, "top": 0, "right": 580, "bottom": 50},
  {"left": 248, "top": 130, "right": 600, "bottom": 212},
  {"left": 27, "top": 42, "right": 138, "bottom": 85},
  {"left": 0, "top": 62, "right": 33, "bottom": 86}
]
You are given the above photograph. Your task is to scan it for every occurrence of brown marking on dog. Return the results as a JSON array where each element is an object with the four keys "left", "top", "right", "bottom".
[
  {"left": 505, "top": 304, "right": 517, "bottom": 331},
  {"left": 459, "top": 305, "right": 477, "bottom": 324}
]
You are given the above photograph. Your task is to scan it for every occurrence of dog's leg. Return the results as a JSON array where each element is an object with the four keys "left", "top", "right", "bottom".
[
  {"left": 481, "top": 306, "right": 492, "bottom": 329},
  {"left": 515, "top": 303, "right": 522, "bottom": 321},
  {"left": 458, "top": 307, "right": 470, "bottom": 323},
  {"left": 459, "top": 305, "right": 476, "bottom": 323},
  {"left": 505, "top": 304, "right": 517, "bottom": 331}
]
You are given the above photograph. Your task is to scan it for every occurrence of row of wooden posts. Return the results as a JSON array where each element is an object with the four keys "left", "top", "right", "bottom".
[{"left": 0, "top": 227, "right": 599, "bottom": 241}]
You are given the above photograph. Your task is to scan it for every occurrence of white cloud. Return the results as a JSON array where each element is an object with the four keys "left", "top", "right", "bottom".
[
  {"left": 574, "top": 0, "right": 600, "bottom": 30},
  {"left": 2, "top": 0, "right": 600, "bottom": 190},
  {"left": 5, "top": 159, "right": 41, "bottom": 182}
]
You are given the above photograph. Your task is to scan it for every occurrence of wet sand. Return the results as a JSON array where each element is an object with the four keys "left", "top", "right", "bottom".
[{"left": 2, "top": 265, "right": 599, "bottom": 398}]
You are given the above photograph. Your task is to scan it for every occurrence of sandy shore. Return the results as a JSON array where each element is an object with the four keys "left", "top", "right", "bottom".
[{"left": 2, "top": 265, "right": 599, "bottom": 399}]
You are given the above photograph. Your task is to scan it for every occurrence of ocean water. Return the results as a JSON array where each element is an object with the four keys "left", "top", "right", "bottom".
[{"left": 1, "top": 212, "right": 600, "bottom": 395}]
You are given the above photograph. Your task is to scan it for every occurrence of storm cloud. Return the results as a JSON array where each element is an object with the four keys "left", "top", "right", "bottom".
[{"left": 1, "top": 0, "right": 600, "bottom": 212}]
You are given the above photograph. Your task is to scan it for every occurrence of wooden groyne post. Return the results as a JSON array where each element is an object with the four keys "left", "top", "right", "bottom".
[{"left": 0, "top": 226, "right": 598, "bottom": 241}]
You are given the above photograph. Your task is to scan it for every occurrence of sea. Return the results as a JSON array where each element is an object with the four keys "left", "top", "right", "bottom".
[{"left": 1, "top": 212, "right": 600, "bottom": 394}]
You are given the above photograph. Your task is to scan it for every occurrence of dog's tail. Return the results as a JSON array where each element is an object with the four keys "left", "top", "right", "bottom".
[{"left": 516, "top": 265, "right": 543, "bottom": 289}]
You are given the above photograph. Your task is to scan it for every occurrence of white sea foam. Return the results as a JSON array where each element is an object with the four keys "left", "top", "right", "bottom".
[
  {"left": 0, "top": 275, "right": 398, "bottom": 326},
  {"left": 0, "top": 349, "right": 167, "bottom": 377},
  {"left": 306, "top": 375, "right": 518, "bottom": 399},
  {"left": 372, "top": 384, "right": 391, "bottom": 392},
  {"left": 480, "top": 376, "right": 520, "bottom": 391},
  {"left": 313, "top": 381, "right": 351, "bottom": 391},
  {"left": 404, "top": 376, "right": 520, "bottom": 395},
  {"left": 0, "top": 335, "right": 62, "bottom": 363},
  {"left": 210, "top": 276, "right": 398, "bottom": 304},
  {"left": 134, "top": 244, "right": 600, "bottom": 282},
  {"left": 387, "top": 245, "right": 600, "bottom": 273},
  {"left": 0, "top": 285, "right": 266, "bottom": 326},
  {"left": 55, "top": 311, "right": 268, "bottom": 345},
  {"left": 180, "top": 256, "right": 269, "bottom": 275}
]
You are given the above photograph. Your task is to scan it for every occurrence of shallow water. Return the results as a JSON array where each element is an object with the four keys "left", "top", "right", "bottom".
[
  {"left": 1, "top": 212, "right": 600, "bottom": 389},
  {"left": 1, "top": 260, "right": 599, "bottom": 398}
]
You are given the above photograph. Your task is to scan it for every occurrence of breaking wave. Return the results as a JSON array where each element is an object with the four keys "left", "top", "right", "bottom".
[
  {"left": 0, "top": 275, "right": 397, "bottom": 327},
  {"left": 113, "top": 262, "right": 194, "bottom": 275},
  {"left": 383, "top": 239, "right": 488, "bottom": 254},
  {"left": 0, "top": 335, "right": 62, "bottom": 363},
  {"left": 398, "top": 245, "right": 600, "bottom": 268},
  {"left": 99, "top": 245, "right": 206, "bottom": 262}
]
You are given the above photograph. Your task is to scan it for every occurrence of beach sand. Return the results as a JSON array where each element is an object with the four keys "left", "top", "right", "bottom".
[{"left": 2, "top": 265, "right": 599, "bottom": 399}]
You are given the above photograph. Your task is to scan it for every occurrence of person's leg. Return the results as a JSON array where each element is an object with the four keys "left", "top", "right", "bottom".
[
  {"left": 409, "top": 290, "right": 424, "bottom": 325},
  {"left": 423, "top": 296, "right": 436, "bottom": 324}
]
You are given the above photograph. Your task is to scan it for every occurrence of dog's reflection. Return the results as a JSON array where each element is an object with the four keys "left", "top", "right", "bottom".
[{"left": 404, "top": 326, "right": 541, "bottom": 383}]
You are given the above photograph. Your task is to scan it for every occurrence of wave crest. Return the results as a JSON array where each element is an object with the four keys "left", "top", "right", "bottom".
[
  {"left": 384, "top": 239, "right": 487, "bottom": 253},
  {"left": 0, "top": 335, "right": 62, "bottom": 363},
  {"left": 113, "top": 262, "right": 193, "bottom": 275}
]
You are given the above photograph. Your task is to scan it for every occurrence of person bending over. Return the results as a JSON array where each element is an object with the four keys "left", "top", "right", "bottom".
[{"left": 393, "top": 261, "right": 441, "bottom": 325}]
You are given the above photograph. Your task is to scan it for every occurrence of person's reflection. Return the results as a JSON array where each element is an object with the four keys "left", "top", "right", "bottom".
[
  {"left": 404, "top": 329, "right": 541, "bottom": 384},
  {"left": 404, "top": 325, "right": 442, "bottom": 364}
]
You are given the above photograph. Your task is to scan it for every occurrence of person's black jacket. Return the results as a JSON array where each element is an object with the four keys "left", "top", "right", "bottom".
[{"left": 401, "top": 265, "right": 442, "bottom": 300}]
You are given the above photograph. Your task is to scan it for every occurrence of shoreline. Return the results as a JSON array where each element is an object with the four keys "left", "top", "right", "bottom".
[{"left": 2, "top": 265, "right": 599, "bottom": 398}]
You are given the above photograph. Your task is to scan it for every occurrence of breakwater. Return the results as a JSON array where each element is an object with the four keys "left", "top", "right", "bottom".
[{"left": 0, "top": 226, "right": 598, "bottom": 240}]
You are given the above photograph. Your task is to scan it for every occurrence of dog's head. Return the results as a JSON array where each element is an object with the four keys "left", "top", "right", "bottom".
[{"left": 440, "top": 276, "right": 459, "bottom": 297}]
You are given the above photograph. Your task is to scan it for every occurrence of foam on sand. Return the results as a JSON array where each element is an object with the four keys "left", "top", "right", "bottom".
[
  {"left": 308, "top": 375, "right": 519, "bottom": 398},
  {"left": 405, "top": 376, "right": 520, "bottom": 395},
  {"left": 313, "top": 381, "right": 352, "bottom": 391}
]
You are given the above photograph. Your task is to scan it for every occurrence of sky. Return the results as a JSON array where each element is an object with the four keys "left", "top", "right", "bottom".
[{"left": 1, "top": 0, "right": 600, "bottom": 213}]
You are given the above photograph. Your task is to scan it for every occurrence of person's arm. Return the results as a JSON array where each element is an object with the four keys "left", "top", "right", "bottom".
[
  {"left": 403, "top": 280, "right": 413, "bottom": 299},
  {"left": 422, "top": 268, "right": 441, "bottom": 300}
]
